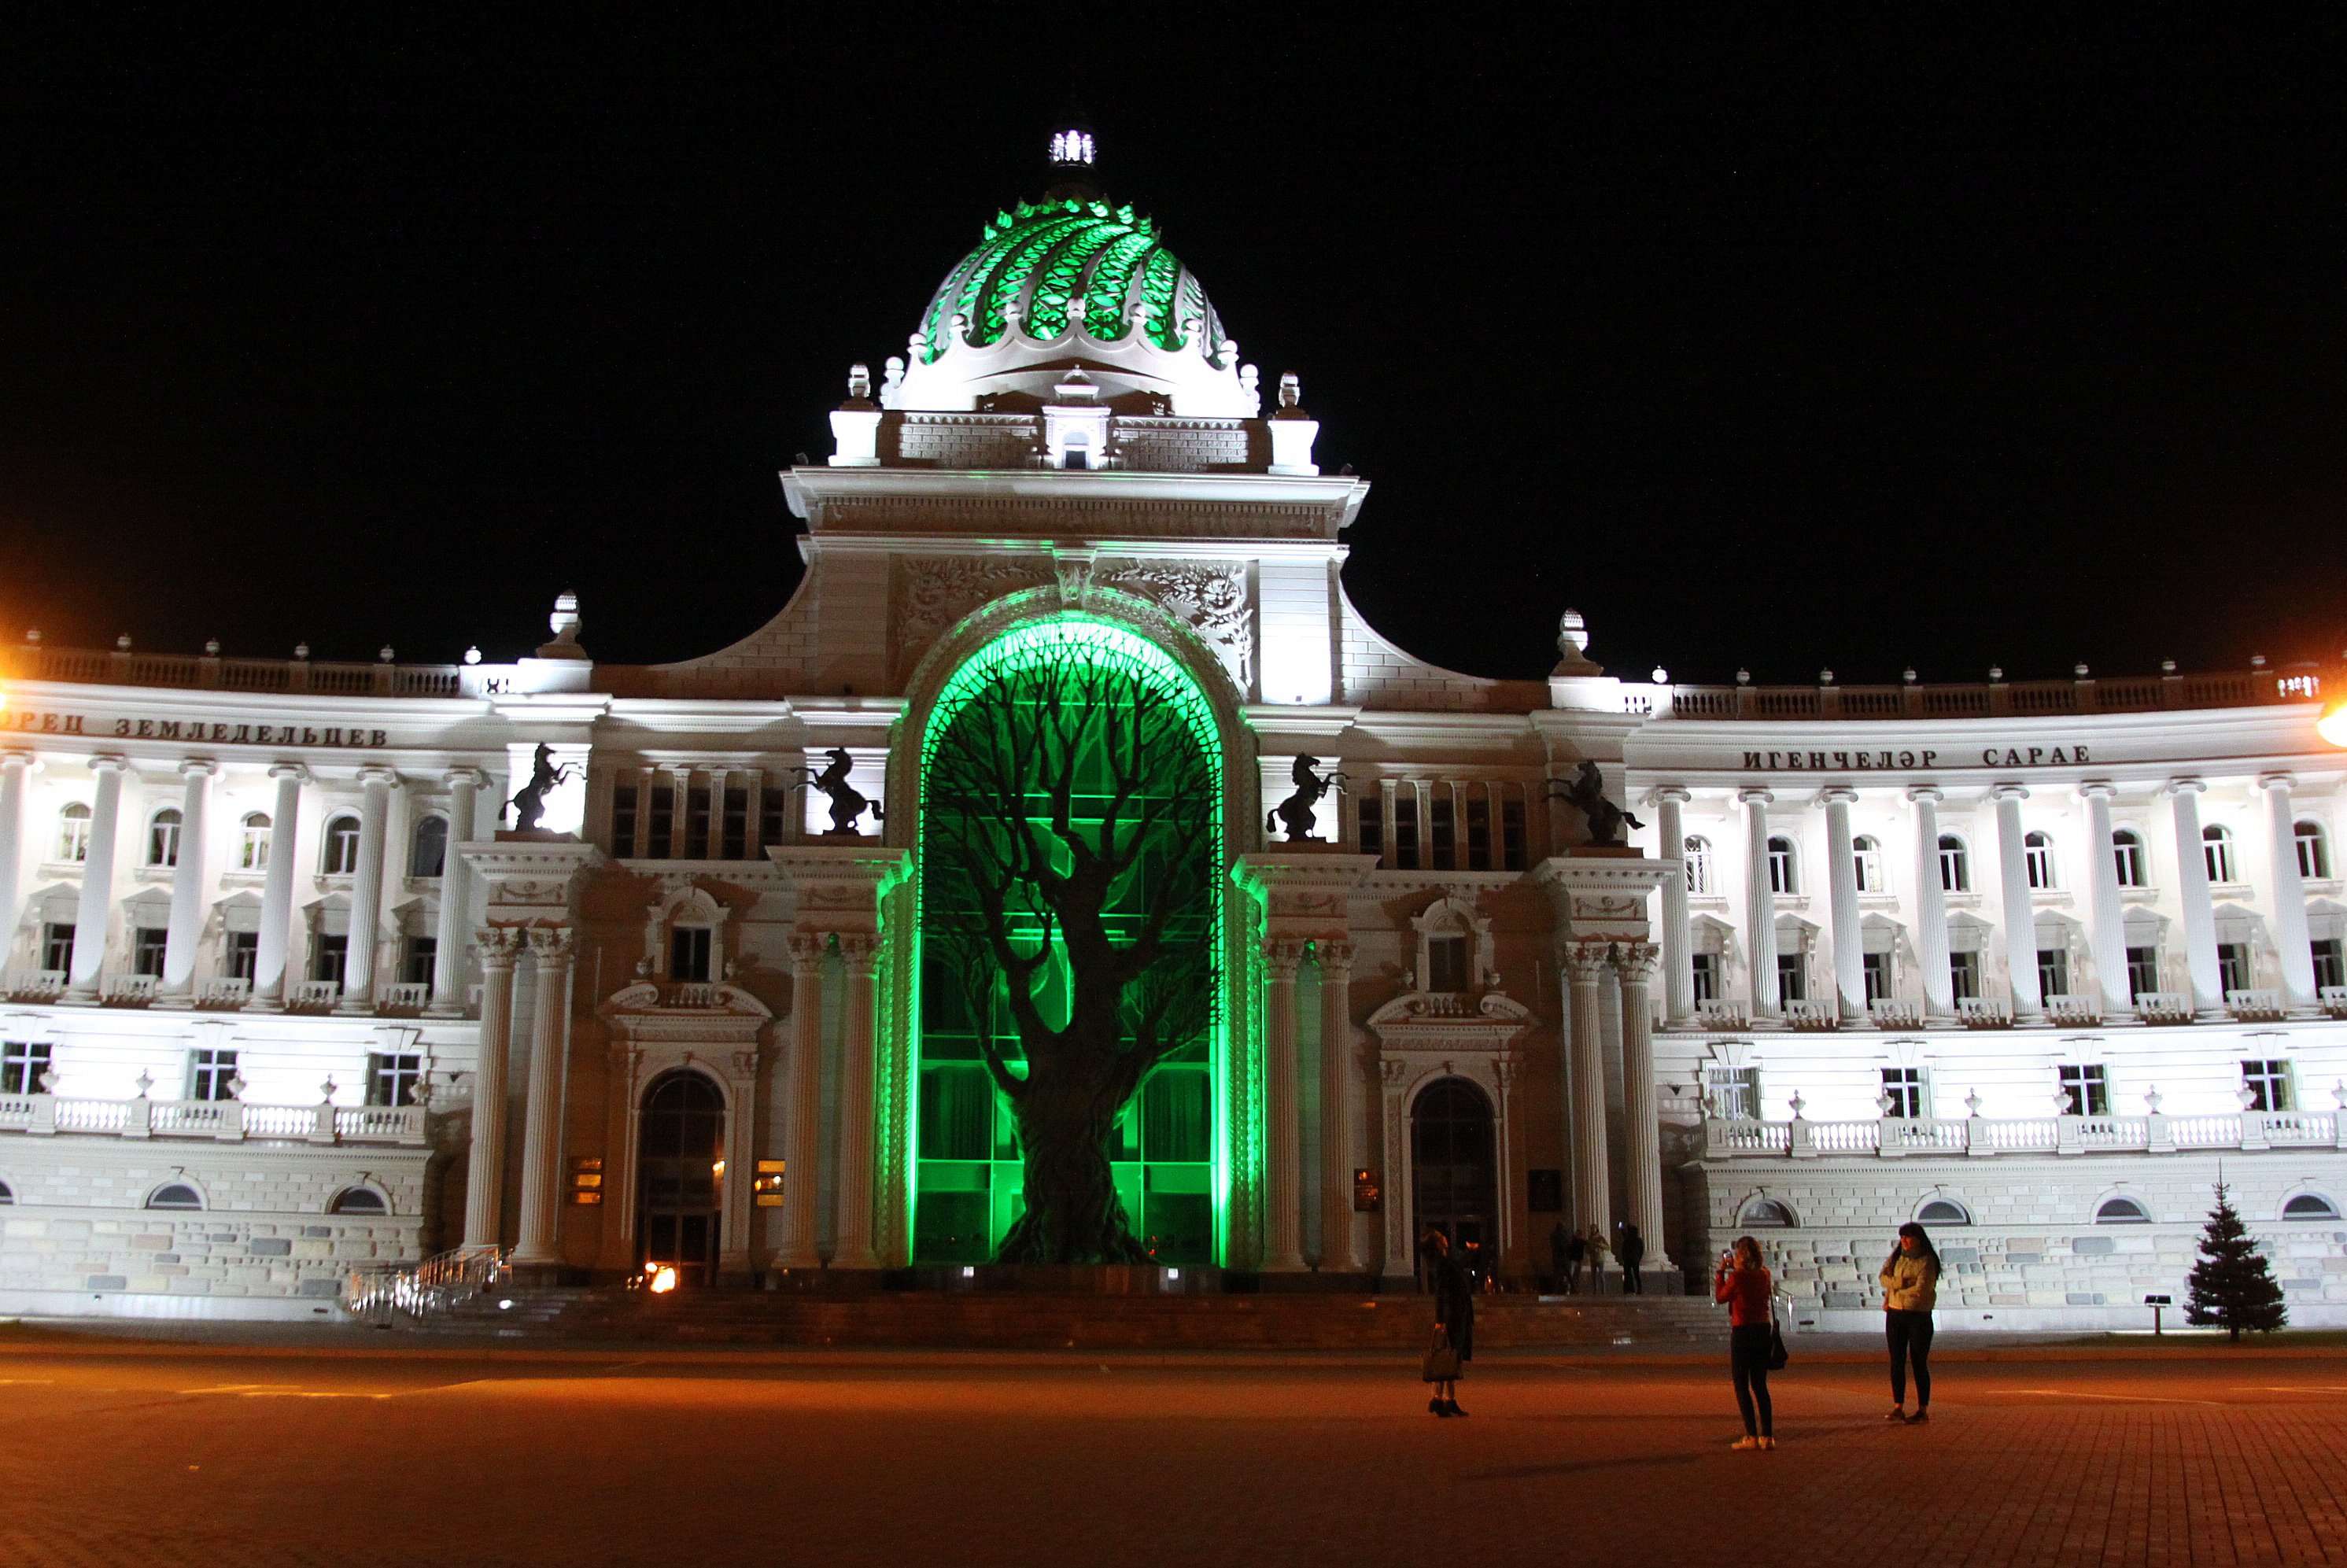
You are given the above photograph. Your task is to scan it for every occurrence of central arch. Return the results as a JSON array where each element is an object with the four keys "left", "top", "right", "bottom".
[
  {"left": 637, "top": 1069, "right": 725, "bottom": 1286},
  {"left": 1411, "top": 1077, "right": 1498, "bottom": 1278}
]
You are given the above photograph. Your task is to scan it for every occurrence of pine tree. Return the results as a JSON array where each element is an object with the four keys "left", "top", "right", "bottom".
[{"left": 2184, "top": 1182, "right": 2287, "bottom": 1341}]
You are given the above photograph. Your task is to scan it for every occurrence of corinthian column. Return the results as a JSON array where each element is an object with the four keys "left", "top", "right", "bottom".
[
  {"left": 64, "top": 756, "right": 128, "bottom": 1003},
  {"left": 336, "top": 766, "right": 398, "bottom": 1013},
  {"left": 775, "top": 932, "right": 828, "bottom": 1268},
  {"left": 157, "top": 758, "right": 216, "bottom": 1005},
  {"left": 246, "top": 765, "right": 306, "bottom": 1011},
  {"left": 1562, "top": 938, "right": 1613, "bottom": 1238},
  {"left": 1991, "top": 785, "right": 2041, "bottom": 1020},
  {"left": 2168, "top": 779, "right": 2223, "bottom": 1016},
  {"left": 1261, "top": 938, "right": 1305, "bottom": 1271},
  {"left": 1908, "top": 787, "right": 1954, "bottom": 1023},
  {"left": 832, "top": 932, "right": 881, "bottom": 1270},
  {"left": 509, "top": 925, "right": 576, "bottom": 1271},
  {"left": 1739, "top": 788, "right": 1778, "bottom": 1017},
  {"left": 1316, "top": 940, "right": 1360, "bottom": 1274},
  {"left": 1821, "top": 787, "right": 1865, "bottom": 1024},
  {"left": 0, "top": 754, "right": 30, "bottom": 968},
  {"left": 1654, "top": 787, "right": 1696, "bottom": 1026},
  {"left": 426, "top": 769, "right": 484, "bottom": 1017},
  {"left": 1614, "top": 939, "right": 1669, "bottom": 1270},
  {"left": 2260, "top": 773, "right": 2318, "bottom": 1012},
  {"left": 462, "top": 927, "right": 523, "bottom": 1248},
  {"left": 2079, "top": 783, "right": 2132, "bottom": 1019}
]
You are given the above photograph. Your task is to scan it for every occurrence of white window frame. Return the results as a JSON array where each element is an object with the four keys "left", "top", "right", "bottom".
[
  {"left": 2057, "top": 1063, "right": 2109, "bottom": 1116},
  {"left": 1852, "top": 835, "right": 1884, "bottom": 893},
  {"left": 1766, "top": 836, "right": 1798, "bottom": 895},
  {"left": 2203, "top": 824, "right": 2238, "bottom": 884},
  {"left": 1684, "top": 835, "right": 1714, "bottom": 895},
  {"left": 2111, "top": 828, "right": 2147, "bottom": 888},
  {"left": 1937, "top": 833, "right": 1970, "bottom": 893},
  {"left": 2024, "top": 829, "right": 2056, "bottom": 890},
  {"left": 239, "top": 813, "right": 271, "bottom": 871},
  {"left": 2296, "top": 820, "right": 2330, "bottom": 880},
  {"left": 1705, "top": 1065, "right": 1760, "bottom": 1120},
  {"left": 1880, "top": 1065, "right": 1929, "bottom": 1120},
  {"left": 146, "top": 808, "right": 182, "bottom": 869},
  {"left": 2242, "top": 1058, "right": 2293, "bottom": 1113},
  {"left": 409, "top": 814, "right": 449, "bottom": 879},
  {"left": 56, "top": 803, "right": 90, "bottom": 863},
  {"left": 322, "top": 814, "right": 361, "bottom": 876},
  {"left": 188, "top": 1047, "right": 238, "bottom": 1104}
]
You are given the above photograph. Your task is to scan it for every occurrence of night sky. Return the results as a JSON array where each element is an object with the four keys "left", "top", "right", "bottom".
[{"left": 3, "top": 13, "right": 2345, "bottom": 688}]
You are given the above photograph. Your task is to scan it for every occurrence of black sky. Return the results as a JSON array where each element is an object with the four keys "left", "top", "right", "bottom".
[{"left": 2, "top": 12, "right": 2345, "bottom": 687}]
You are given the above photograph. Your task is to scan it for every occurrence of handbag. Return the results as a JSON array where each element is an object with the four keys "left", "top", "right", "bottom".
[
  {"left": 1766, "top": 1292, "right": 1791, "bottom": 1371},
  {"left": 1423, "top": 1325, "right": 1463, "bottom": 1382}
]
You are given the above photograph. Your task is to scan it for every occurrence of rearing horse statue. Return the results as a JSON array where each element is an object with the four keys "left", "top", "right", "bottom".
[
  {"left": 792, "top": 747, "right": 882, "bottom": 836},
  {"left": 1267, "top": 754, "right": 1348, "bottom": 843}
]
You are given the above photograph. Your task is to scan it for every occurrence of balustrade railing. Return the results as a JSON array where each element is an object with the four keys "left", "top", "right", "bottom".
[
  {"left": 1868, "top": 998, "right": 1924, "bottom": 1028},
  {"left": 2321, "top": 985, "right": 2347, "bottom": 1019},
  {"left": 1782, "top": 998, "right": 1837, "bottom": 1030},
  {"left": 378, "top": 981, "right": 432, "bottom": 1013},
  {"left": 2, "top": 970, "right": 65, "bottom": 1002},
  {"left": 0, "top": 1091, "right": 423, "bottom": 1146},
  {"left": 2043, "top": 995, "right": 2102, "bottom": 1025},
  {"left": 2225, "top": 989, "right": 2285, "bottom": 1021},
  {"left": 195, "top": 976, "right": 252, "bottom": 1008},
  {"left": 287, "top": 980, "right": 341, "bottom": 1012},
  {"left": 1955, "top": 997, "right": 2011, "bottom": 1028},
  {"left": 345, "top": 1244, "right": 505, "bottom": 1321},
  {"left": 1707, "top": 1107, "right": 2345, "bottom": 1160},
  {"left": 100, "top": 974, "right": 158, "bottom": 1005},
  {"left": 2132, "top": 991, "right": 2195, "bottom": 1024},
  {"left": 1664, "top": 666, "right": 2319, "bottom": 722},
  {"left": 1696, "top": 998, "right": 1749, "bottom": 1029}
]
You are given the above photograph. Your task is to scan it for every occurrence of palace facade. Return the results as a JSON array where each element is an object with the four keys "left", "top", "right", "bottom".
[{"left": 0, "top": 127, "right": 2338, "bottom": 1327}]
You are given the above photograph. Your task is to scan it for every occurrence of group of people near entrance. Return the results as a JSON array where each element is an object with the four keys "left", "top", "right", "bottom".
[
  {"left": 1545, "top": 1219, "right": 1648, "bottom": 1293},
  {"left": 1423, "top": 1219, "right": 1945, "bottom": 1444}
]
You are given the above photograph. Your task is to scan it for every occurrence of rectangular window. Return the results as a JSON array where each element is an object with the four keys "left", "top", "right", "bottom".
[
  {"left": 1430, "top": 793, "right": 1456, "bottom": 871},
  {"left": 2126, "top": 945, "right": 2159, "bottom": 1001},
  {"left": 2113, "top": 836, "right": 2146, "bottom": 887},
  {"left": 688, "top": 785, "right": 714, "bottom": 860},
  {"left": 133, "top": 927, "right": 168, "bottom": 979},
  {"left": 1426, "top": 936, "right": 1470, "bottom": 993},
  {"left": 2037, "top": 946, "right": 2069, "bottom": 998},
  {"left": 611, "top": 783, "right": 638, "bottom": 859},
  {"left": 401, "top": 935, "right": 437, "bottom": 987},
  {"left": 1862, "top": 950, "right": 1894, "bottom": 1003},
  {"left": 1767, "top": 842, "right": 1796, "bottom": 895},
  {"left": 189, "top": 1047, "right": 238, "bottom": 1103},
  {"left": 40, "top": 923, "right": 74, "bottom": 974},
  {"left": 367, "top": 1053, "right": 426, "bottom": 1108},
  {"left": 1947, "top": 950, "right": 1980, "bottom": 1002},
  {"left": 1393, "top": 791, "right": 1420, "bottom": 871},
  {"left": 721, "top": 788, "right": 749, "bottom": 860},
  {"left": 1464, "top": 794, "right": 1492, "bottom": 872},
  {"left": 2057, "top": 1063, "right": 2109, "bottom": 1116},
  {"left": 1706, "top": 1065, "right": 1760, "bottom": 1121},
  {"left": 1500, "top": 797, "right": 1527, "bottom": 871},
  {"left": 1775, "top": 950, "right": 1806, "bottom": 1002},
  {"left": 1880, "top": 1066, "right": 1928, "bottom": 1120},
  {"left": 648, "top": 788, "right": 675, "bottom": 859},
  {"left": 758, "top": 782, "right": 787, "bottom": 850},
  {"left": 0, "top": 1041, "right": 51, "bottom": 1096},
  {"left": 2217, "top": 942, "right": 2252, "bottom": 994},
  {"left": 2242, "top": 1058, "right": 2293, "bottom": 1112},
  {"left": 226, "top": 930, "right": 259, "bottom": 982},
  {"left": 2314, "top": 938, "right": 2345, "bottom": 991},
  {"left": 670, "top": 927, "right": 712, "bottom": 983},
  {"left": 313, "top": 934, "right": 349, "bottom": 987},
  {"left": 1690, "top": 952, "right": 1718, "bottom": 1004},
  {"left": 1358, "top": 796, "right": 1385, "bottom": 859}
]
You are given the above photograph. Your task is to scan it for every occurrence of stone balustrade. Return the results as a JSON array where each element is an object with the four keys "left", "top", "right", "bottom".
[
  {"left": 0, "top": 1091, "right": 425, "bottom": 1146},
  {"left": 1705, "top": 1109, "right": 2345, "bottom": 1160}
]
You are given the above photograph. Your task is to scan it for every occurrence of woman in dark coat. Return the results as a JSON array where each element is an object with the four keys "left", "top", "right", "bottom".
[{"left": 1423, "top": 1228, "right": 1477, "bottom": 1417}]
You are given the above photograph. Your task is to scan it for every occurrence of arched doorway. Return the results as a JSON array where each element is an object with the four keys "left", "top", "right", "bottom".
[
  {"left": 1412, "top": 1077, "right": 1498, "bottom": 1286},
  {"left": 638, "top": 1071, "right": 725, "bottom": 1286}
]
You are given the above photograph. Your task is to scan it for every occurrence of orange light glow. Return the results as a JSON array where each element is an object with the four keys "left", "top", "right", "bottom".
[
  {"left": 2320, "top": 695, "right": 2347, "bottom": 749},
  {"left": 649, "top": 1265, "right": 678, "bottom": 1294}
]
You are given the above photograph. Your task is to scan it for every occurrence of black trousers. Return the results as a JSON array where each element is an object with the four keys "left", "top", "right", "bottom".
[
  {"left": 1622, "top": 1264, "right": 1643, "bottom": 1293},
  {"left": 1887, "top": 1309, "right": 1934, "bottom": 1408},
  {"left": 1729, "top": 1323, "right": 1773, "bottom": 1437}
]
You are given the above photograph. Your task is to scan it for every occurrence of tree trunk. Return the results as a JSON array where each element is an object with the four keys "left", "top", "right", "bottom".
[{"left": 995, "top": 1058, "right": 1152, "bottom": 1264}]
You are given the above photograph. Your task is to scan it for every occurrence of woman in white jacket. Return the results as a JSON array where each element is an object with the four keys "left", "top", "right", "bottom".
[{"left": 1879, "top": 1223, "right": 1941, "bottom": 1423}]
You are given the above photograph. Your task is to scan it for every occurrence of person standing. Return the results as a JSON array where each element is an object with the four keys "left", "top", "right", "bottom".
[
  {"left": 1422, "top": 1228, "right": 1477, "bottom": 1417},
  {"left": 1548, "top": 1219, "right": 1572, "bottom": 1293},
  {"left": 1880, "top": 1221, "right": 1941, "bottom": 1423},
  {"left": 1714, "top": 1235, "right": 1776, "bottom": 1451},
  {"left": 1562, "top": 1226, "right": 1585, "bottom": 1293},
  {"left": 1582, "top": 1224, "right": 1611, "bottom": 1294},
  {"left": 1618, "top": 1223, "right": 1647, "bottom": 1295}
]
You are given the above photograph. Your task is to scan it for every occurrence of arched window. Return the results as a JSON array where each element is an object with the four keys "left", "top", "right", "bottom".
[
  {"left": 0, "top": 1180, "right": 16, "bottom": 1205},
  {"left": 1852, "top": 835, "right": 1884, "bottom": 893},
  {"left": 409, "top": 814, "right": 448, "bottom": 879},
  {"left": 145, "top": 1182, "right": 203, "bottom": 1211},
  {"left": 1738, "top": 1197, "right": 1796, "bottom": 1228},
  {"left": 2111, "top": 828, "right": 2147, "bottom": 887},
  {"left": 2094, "top": 1195, "right": 2151, "bottom": 1224},
  {"left": 2202, "top": 824, "right": 2238, "bottom": 884},
  {"left": 322, "top": 814, "right": 361, "bottom": 876},
  {"left": 2283, "top": 1193, "right": 2341, "bottom": 1221},
  {"left": 1915, "top": 1198, "right": 1970, "bottom": 1225},
  {"left": 2024, "top": 829, "right": 2056, "bottom": 889},
  {"left": 56, "top": 802, "right": 90, "bottom": 863},
  {"left": 1766, "top": 836, "right": 1798, "bottom": 896},
  {"left": 239, "top": 813, "right": 271, "bottom": 871},
  {"left": 146, "top": 808, "right": 183, "bottom": 868},
  {"left": 1937, "top": 833, "right": 1970, "bottom": 893},
  {"left": 328, "top": 1186, "right": 388, "bottom": 1215},
  {"left": 1684, "top": 836, "right": 1714, "bottom": 895},
  {"left": 2296, "top": 820, "right": 2330, "bottom": 880}
]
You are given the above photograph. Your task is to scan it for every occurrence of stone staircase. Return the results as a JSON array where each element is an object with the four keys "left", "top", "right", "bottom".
[{"left": 416, "top": 1287, "right": 1725, "bottom": 1350}]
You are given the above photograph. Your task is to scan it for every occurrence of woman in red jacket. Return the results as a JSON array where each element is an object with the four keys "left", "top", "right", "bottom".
[{"left": 1713, "top": 1235, "right": 1776, "bottom": 1451}]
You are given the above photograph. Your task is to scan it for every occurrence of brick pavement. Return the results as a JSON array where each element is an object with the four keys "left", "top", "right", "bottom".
[{"left": 0, "top": 1345, "right": 2338, "bottom": 1567}]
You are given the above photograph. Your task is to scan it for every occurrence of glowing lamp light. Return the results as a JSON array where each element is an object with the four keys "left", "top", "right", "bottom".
[
  {"left": 1050, "top": 129, "right": 1094, "bottom": 166},
  {"left": 2319, "top": 695, "right": 2347, "bottom": 749},
  {"left": 649, "top": 1266, "right": 678, "bottom": 1295}
]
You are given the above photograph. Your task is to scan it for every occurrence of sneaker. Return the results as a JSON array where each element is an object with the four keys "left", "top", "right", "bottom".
[
  {"left": 1758, "top": 1437, "right": 1777, "bottom": 1450},
  {"left": 1730, "top": 1435, "right": 1762, "bottom": 1451},
  {"left": 1905, "top": 1408, "right": 1929, "bottom": 1425},
  {"left": 1884, "top": 1406, "right": 1907, "bottom": 1420}
]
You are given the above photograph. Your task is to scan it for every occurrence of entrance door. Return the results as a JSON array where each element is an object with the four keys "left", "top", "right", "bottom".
[
  {"left": 638, "top": 1071, "right": 725, "bottom": 1285},
  {"left": 1412, "top": 1077, "right": 1498, "bottom": 1285}
]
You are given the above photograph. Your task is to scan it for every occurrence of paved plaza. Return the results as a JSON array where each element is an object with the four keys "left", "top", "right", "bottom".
[{"left": 0, "top": 1332, "right": 2341, "bottom": 1567}]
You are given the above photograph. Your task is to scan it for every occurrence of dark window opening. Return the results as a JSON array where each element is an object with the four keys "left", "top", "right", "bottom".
[
  {"left": 1393, "top": 795, "right": 1420, "bottom": 871},
  {"left": 1464, "top": 795, "right": 1492, "bottom": 872},
  {"left": 2217, "top": 943, "right": 2252, "bottom": 994},
  {"left": 611, "top": 783, "right": 639, "bottom": 859},
  {"left": 401, "top": 936, "right": 437, "bottom": 987},
  {"left": 1862, "top": 950, "right": 1893, "bottom": 1003},
  {"left": 1430, "top": 794, "right": 1456, "bottom": 871},
  {"left": 1947, "top": 950, "right": 1979, "bottom": 1002},
  {"left": 648, "top": 788, "right": 675, "bottom": 859},
  {"left": 670, "top": 927, "right": 713, "bottom": 983},
  {"left": 1, "top": 1041, "right": 51, "bottom": 1095},
  {"left": 688, "top": 786, "right": 714, "bottom": 860},
  {"left": 133, "top": 927, "right": 168, "bottom": 979},
  {"left": 2126, "top": 946, "right": 2159, "bottom": 1001},
  {"left": 226, "top": 931, "right": 258, "bottom": 982},
  {"left": 367, "top": 1053, "right": 426, "bottom": 1107},
  {"left": 1426, "top": 935, "right": 1470, "bottom": 993},
  {"left": 1500, "top": 798, "right": 1527, "bottom": 871},
  {"left": 190, "top": 1048, "right": 238, "bottom": 1103},
  {"left": 1358, "top": 796, "right": 1384, "bottom": 859},
  {"left": 312, "top": 934, "right": 348, "bottom": 987},
  {"left": 721, "top": 788, "right": 749, "bottom": 860},
  {"left": 1776, "top": 950, "right": 1806, "bottom": 1002},
  {"left": 40, "top": 923, "right": 74, "bottom": 974}
]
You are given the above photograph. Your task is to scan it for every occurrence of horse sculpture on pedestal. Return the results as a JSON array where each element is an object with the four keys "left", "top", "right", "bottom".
[
  {"left": 1267, "top": 755, "right": 1348, "bottom": 843},
  {"left": 793, "top": 747, "right": 882, "bottom": 836}
]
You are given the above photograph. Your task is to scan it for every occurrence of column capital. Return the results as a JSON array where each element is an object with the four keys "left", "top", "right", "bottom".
[
  {"left": 2167, "top": 775, "right": 2207, "bottom": 797},
  {"left": 2077, "top": 779, "right": 2117, "bottom": 801},
  {"left": 1560, "top": 938, "right": 1614, "bottom": 984},
  {"left": 1736, "top": 787, "right": 1774, "bottom": 807},
  {"left": 442, "top": 766, "right": 490, "bottom": 791},
  {"left": 787, "top": 929, "right": 828, "bottom": 967},
  {"left": 1315, "top": 938, "right": 1356, "bottom": 973},
  {"left": 1989, "top": 783, "right": 2029, "bottom": 803},
  {"left": 1905, "top": 784, "right": 1943, "bottom": 804},
  {"left": 836, "top": 931, "right": 880, "bottom": 972},
  {"left": 87, "top": 753, "right": 129, "bottom": 775},
  {"left": 178, "top": 757, "right": 220, "bottom": 779},
  {"left": 268, "top": 762, "right": 311, "bottom": 784},
  {"left": 474, "top": 925, "right": 526, "bottom": 966},
  {"left": 0, "top": 751, "right": 35, "bottom": 772},
  {"left": 2258, "top": 770, "right": 2299, "bottom": 793},
  {"left": 525, "top": 924, "right": 576, "bottom": 965},
  {"left": 1613, "top": 939, "right": 1662, "bottom": 983},
  {"left": 1817, "top": 786, "right": 1859, "bottom": 807},
  {"left": 1649, "top": 784, "right": 1692, "bottom": 805},
  {"left": 1262, "top": 937, "right": 1306, "bottom": 977},
  {"left": 356, "top": 764, "right": 402, "bottom": 788}
]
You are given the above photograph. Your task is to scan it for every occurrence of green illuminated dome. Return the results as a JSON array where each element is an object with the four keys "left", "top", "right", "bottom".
[{"left": 891, "top": 164, "right": 1258, "bottom": 418}]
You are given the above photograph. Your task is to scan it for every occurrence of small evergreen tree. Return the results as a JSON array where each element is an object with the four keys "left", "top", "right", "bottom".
[{"left": 2185, "top": 1182, "right": 2287, "bottom": 1341}]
